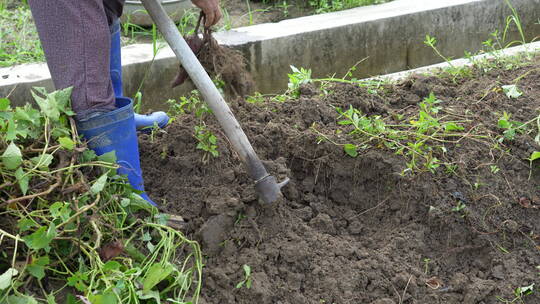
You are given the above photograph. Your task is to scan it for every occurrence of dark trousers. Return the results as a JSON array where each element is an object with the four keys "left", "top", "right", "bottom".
[{"left": 28, "top": 0, "right": 125, "bottom": 119}]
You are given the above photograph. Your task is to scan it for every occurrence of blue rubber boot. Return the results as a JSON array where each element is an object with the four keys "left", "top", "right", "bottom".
[
  {"left": 76, "top": 97, "right": 156, "bottom": 206},
  {"left": 110, "top": 20, "right": 169, "bottom": 131}
]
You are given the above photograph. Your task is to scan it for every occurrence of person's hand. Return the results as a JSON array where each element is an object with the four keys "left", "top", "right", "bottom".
[{"left": 191, "top": 0, "right": 222, "bottom": 28}]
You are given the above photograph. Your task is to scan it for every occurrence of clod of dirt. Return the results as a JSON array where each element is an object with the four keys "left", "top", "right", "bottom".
[
  {"left": 198, "top": 34, "right": 255, "bottom": 97},
  {"left": 99, "top": 240, "right": 124, "bottom": 262},
  {"left": 171, "top": 13, "right": 255, "bottom": 97},
  {"left": 196, "top": 214, "right": 234, "bottom": 255}
]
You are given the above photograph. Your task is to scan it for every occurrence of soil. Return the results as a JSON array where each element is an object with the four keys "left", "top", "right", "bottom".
[{"left": 140, "top": 57, "right": 540, "bottom": 304}]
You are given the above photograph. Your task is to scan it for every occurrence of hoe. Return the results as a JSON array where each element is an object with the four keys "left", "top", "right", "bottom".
[{"left": 140, "top": 0, "right": 289, "bottom": 203}]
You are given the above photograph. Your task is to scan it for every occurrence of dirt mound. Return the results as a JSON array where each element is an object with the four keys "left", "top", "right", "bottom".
[
  {"left": 140, "top": 58, "right": 540, "bottom": 303},
  {"left": 171, "top": 14, "right": 255, "bottom": 97}
]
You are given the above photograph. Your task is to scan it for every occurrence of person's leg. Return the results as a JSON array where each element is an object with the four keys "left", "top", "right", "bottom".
[
  {"left": 29, "top": 0, "right": 156, "bottom": 205},
  {"left": 28, "top": 0, "right": 116, "bottom": 119},
  {"left": 105, "top": 4, "right": 170, "bottom": 131}
]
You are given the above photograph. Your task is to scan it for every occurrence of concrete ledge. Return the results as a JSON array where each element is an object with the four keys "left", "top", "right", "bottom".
[
  {"left": 1, "top": 0, "right": 539, "bottom": 110},
  {"left": 378, "top": 41, "right": 540, "bottom": 81}
]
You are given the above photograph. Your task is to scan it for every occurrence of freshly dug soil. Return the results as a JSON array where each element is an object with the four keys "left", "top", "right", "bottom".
[{"left": 140, "top": 57, "right": 540, "bottom": 304}]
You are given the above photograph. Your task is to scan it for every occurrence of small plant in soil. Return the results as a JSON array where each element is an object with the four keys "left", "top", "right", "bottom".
[
  {"left": 497, "top": 111, "right": 526, "bottom": 142},
  {"left": 287, "top": 65, "right": 313, "bottom": 98},
  {"left": 496, "top": 283, "right": 534, "bottom": 303},
  {"left": 0, "top": 89, "right": 202, "bottom": 303},
  {"left": 235, "top": 264, "right": 252, "bottom": 289},
  {"left": 321, "top": 92, "right": 484, "bottom": 174},
  {"left": 422, "top": 258, "right": 431, "bottom": 274},
  {"left": 423, "top": 35, "right": 472, "bottom": 81},
  {"left": 194, "top": 124, "right": 219, "bottom": 161},
  {"left": 167, "top": 91, "right": 220, "bottom": 162}
]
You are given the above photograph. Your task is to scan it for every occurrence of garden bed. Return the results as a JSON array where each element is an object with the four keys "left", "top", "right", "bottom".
[{"left": 140, "top": 54, "right": 540, "bottom": 303}]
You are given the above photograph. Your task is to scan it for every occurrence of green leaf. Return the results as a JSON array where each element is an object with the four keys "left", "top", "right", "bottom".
[
  {"left": 18, "top": 218, "right": 37, "bottom": 232},
  {"left": 120, "top": 198, "right": 131, "bottom": 207},
  {"left": 49, "top": 202, "right": 71, "bottom": 221},
  {"left": 27, "top": 256, "right": 50, "bottom": 280},
  {"left": 0, "top": 98, "right": 10, "bottom": 111},
  {"left": 343, "top": 144, "right": 358, "bottom": 157},
  {"left": 98, "top": 151, "right": 117, "bottom": 164},
  {"left": 501, "top": 84, "right": 522, "bottom": 99},
  {"left": 23, "top": 223, "right": 57, "bottom": 250},
  {"left": 50, "top": 87, "right": 74, "bottom": 116},
  {"left": 32, "top": 89, "right": 60, "bottom": 121},
  {"left": 0, "top": 268, "right": 18, "bottom": 290},
  {"left": 498, "top": 118, "right": 510, "bottom": 129},
  {"left": 5, "top": 119, "right": 17, "bottom": 141},
  {"left": 88, "top": 292, "right": 117, "bottom": 304},
  {"left": 444, "top": 122, "right": 464, "bottom": 131},
  {"left": 31, "top": 153, "right": 54, "bottom": 169},
  {"left": 64, "top": 294, "right": 79, "bottom": 304},
  {"left": 102, "top": 261, "right": 121, "bottom": 272},
  {"left": 2, "top": 142, "right": 22, "bottom": 170},
  {"left": 142, "top": 263, "right": 174, "bottom": 292},
  {"left": 90, "top": 174, "right": 108, "bottom": 194},
  {"left": 81, "top": 149, "right": 97, "bottom": 162},
  {"left": 140, "top": 232, "right": 152, "bottom": 242},
  {"left": 136, "top": 290, "right": 161, "bottom": 304},
  {"left": 15, "top": 167, "right": 29, "bottom": 195},
  {"left": 337, "top": 120, "right": 353, "bottom": 125},
  {"left": 243, "top": 264, "right": 251, "bottom": 276},
  {"left": 529, "top": 151, "right": 540, "bottom": 162},
  {"left": 67, "top": 271, "right": 88, "bottom": 292},
  {"left": 6, "top": 295, "right": 39, "bottom": 304},
  {"left": 58, "top": 137, "right": 75, "bottom": 150}
]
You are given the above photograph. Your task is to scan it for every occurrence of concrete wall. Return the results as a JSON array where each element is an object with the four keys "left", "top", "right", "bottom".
[{"left": 1, "top": 0, "right": 539, "bottom": 111}]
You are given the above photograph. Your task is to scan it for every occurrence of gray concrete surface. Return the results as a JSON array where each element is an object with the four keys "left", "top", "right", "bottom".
[{"left": 1, "top": 0, "right": 539, "bottom": 111}]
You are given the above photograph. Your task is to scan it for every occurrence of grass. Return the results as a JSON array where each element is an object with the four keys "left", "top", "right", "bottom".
[
  {"left": 0, "top": 88, "right": 203, "bottom": 303},
  {"left": 0, "top": 4, "right": 44, "bottom": 67},
  {"left": 306, "top": 0, "right": 392, "bottom": 14}
]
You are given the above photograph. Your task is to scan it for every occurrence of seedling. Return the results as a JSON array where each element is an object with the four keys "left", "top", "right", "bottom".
[
  {"left": 167, "top": 91, "right": 220, "bottom": 162},
  {"left": 327, "top": 92, "right": 475, "bottom": 174},
  {"left": 490, "top": 165, "right": 500, "bottom": 174},
  {"left": 497, "top": 111, "right": 525, "bottom": 142},
  {"left": 423, "top": 258, "right": 431, "bottom": 274},
  {"left": 236, "top": 264, "right": 253, "bottom": 289},
  {"left": 497, "top": 283, "right": 534, "bottom": 303},
  {"left": 452, "top": 201, "right": 467, "bottom": 212},
  {"left": 423, "top": 35, "right": 471, "bottom": 80},
  {"left": 287, "top": 65, "right": 313, "bottom": 98},
  {"left": 194, "top": 124, "right": 219, "bottom": 162}
]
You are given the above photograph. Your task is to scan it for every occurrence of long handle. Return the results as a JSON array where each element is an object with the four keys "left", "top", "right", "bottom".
[{"left": 140, "top": 0, "right": 288, "bottom": 203}]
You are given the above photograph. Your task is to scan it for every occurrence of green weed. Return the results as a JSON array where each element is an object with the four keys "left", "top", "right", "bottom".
[
  {"left": 308, "top": 0, "right": 391, "bottom": 14},
  {"left": 235, "top": 264, "right": 252, "bottom": 289},
  {"left": 0, "top": 5, "right": 44, "bottom": 66},
  {"left": 287, "top": 65, "right": 313, "bottom": 98},
  {"left": 322, "top": 92, "right": 480, "bottom": 174},
  {"left": 496, "top": 283, "right": 534, "bottom": 303},
  {"left": 0, "top": 88, "right": 202, "bottom": 303},
  {"left": 423, "top": 35, "right": 472, "bottom": 81},
  {"left": 167, "top": 91, "right": 220, "bottom": 162}
]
